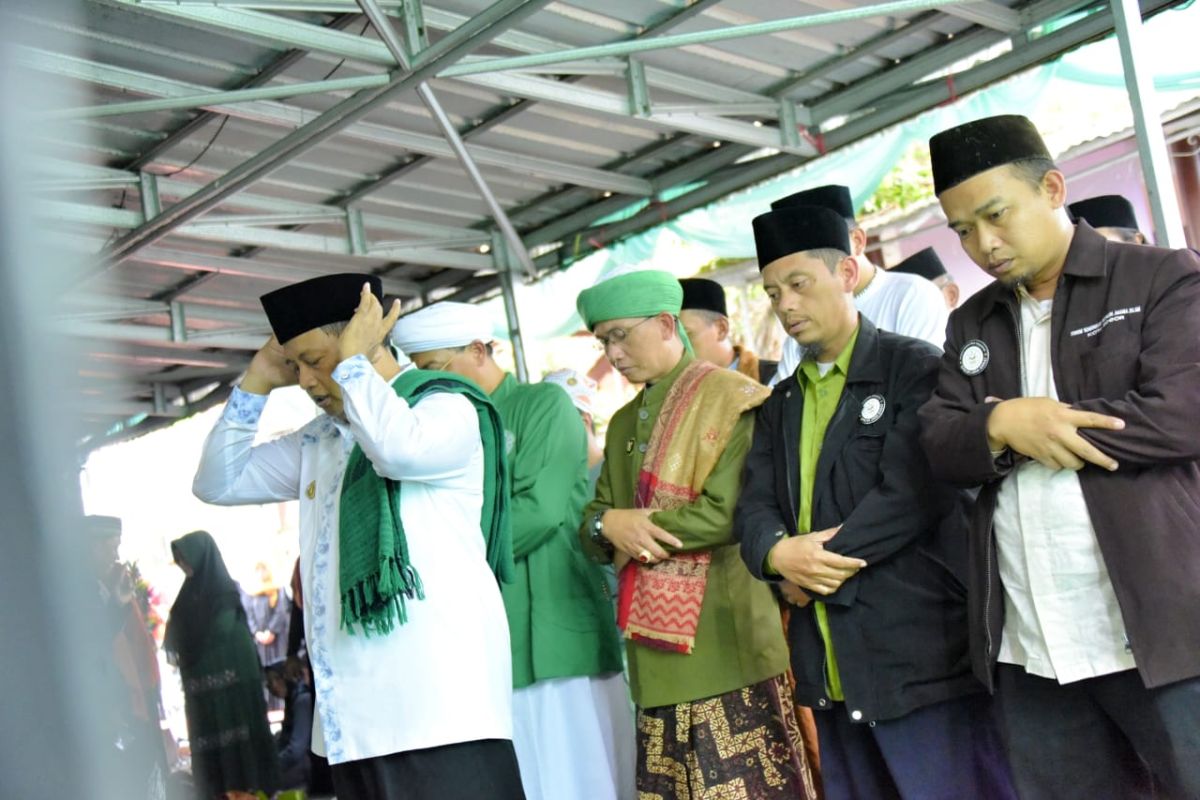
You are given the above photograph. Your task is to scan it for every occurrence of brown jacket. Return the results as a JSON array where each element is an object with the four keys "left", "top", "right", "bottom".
[
  {"left": 733, "top": 345, "right": 778, "bottom": 385},
  {"left": 919, "top": 222, "right": 1200, "bottom": 691}
]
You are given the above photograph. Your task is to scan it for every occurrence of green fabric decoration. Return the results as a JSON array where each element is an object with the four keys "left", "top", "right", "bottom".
[
  {"left": 338, "top": 369, "right": 513, "bottom": 636},
  {"left": 575, "top": 269, "right": 693, "bottom": 354}
]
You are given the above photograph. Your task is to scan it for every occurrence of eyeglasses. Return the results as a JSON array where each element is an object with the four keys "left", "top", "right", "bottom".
[
  {"left": 595, "top": 316, "right": 654, "bottom": 351},
  {"left": 422, "top": 348, "right": 465, "bottom": 372}
]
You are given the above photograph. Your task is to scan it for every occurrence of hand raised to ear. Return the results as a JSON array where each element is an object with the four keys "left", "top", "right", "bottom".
[
  {"left": 338, "top": 282, "right": 401, "bottom": 362},
  {"left": 242, "top": 336, "right": 297, "bottom": 395}
]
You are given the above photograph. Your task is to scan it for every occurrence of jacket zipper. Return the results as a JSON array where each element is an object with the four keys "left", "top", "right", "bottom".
[{"left": 784, "top": 397, "right": 799, "bottom": 529}]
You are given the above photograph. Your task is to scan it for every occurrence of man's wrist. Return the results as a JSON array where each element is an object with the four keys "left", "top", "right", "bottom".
[
  {"left": 764, "top": 538, "right": 785, "bottom": 577},
  {"left": 985, "top": 399, "right": 1008, "bottom": 452},
  {"left": 239, "top": 373, "right": 275, "bottom": 396},
  {"left": 224, "top": 387, "right": 268, "bottom": 425},
  {"left": 588, "top": 511, "right": 614, "bottom": 557}
]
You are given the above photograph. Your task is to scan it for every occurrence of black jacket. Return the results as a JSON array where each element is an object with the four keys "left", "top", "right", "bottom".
[
  {"left": 919, "top": 222, "right": 1200, "bottom": 691},
  {"left": 736, "top": 317, "right": 981, "bottom": 722}
]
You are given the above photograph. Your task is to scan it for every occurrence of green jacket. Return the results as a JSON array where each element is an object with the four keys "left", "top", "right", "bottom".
[
  {"left": 581, "top": 355, "right": 789, "bottom": 708},
  {"left": 491, "top": 374, "right": 623, "bottom": 689}
]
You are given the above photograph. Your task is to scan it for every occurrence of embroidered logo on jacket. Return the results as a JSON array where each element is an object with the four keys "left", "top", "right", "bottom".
[
  {"left": 1069, "top": 306, "right": 1142, "bottom": 338},
  {"left": 959, "top": 340, "right": 989, "bottom": 375}
]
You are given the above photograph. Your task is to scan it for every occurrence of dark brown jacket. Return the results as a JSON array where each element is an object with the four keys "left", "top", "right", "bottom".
[
  {"left": 733, "top": 345, "right": 778, "bottom": 385},
  {"left": 919, "top": 222, "right": 1200, "bottom": 691}
]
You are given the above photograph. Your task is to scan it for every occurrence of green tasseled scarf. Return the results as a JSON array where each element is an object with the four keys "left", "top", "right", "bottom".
[{"left": 338, "top": 368, "right": 513, "bottom": 636}]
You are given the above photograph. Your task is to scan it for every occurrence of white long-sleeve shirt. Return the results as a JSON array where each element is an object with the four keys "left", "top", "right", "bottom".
[
  {"left": 993, "top": 290, "right": 1134, "bottom": 684},
  {"left": 193, "top": 355, "right": 512, "bottom": 764},
  {"left": 770, "top": 267, "right": 948, "bottom": 385}
]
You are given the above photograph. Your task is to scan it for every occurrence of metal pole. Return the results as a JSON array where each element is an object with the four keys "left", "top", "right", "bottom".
[
  {"left": 493, "top": 233, "right": 530, "bottom": 383},
  {"left": 95, "top": 0, "right": 546, "bottom": 270},
  {"left": 1110, "top": 0, "right": 1186, "bottom": 247},
  {"left": 357, "top": 0, "right": 539, "bottom": 278},
  {"left": 438, "top": 0, "right": 980, "bottom": 78}
]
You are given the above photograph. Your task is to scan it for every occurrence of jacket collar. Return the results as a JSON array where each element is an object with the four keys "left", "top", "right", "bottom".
[
  {"left": 1062, "top": 220, "right": 1109, "bottom": 278},
  {"left": 980, "top": 220, "right": 1107, "bottom": 314},
  {"left": 843, "top": 315, "right": 884, "bottom": 386}
]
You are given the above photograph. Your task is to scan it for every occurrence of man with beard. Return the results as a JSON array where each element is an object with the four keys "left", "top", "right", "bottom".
[{"left": 920, "top": 114, "right": 1200, "bottom": 799}]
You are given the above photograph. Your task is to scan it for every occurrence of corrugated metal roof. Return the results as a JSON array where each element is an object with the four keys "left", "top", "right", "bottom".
[{"left": 14, "top": 0, "right": 1180, "bottom": 447}]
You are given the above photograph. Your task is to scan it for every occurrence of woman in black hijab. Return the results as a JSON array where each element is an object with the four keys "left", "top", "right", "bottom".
[{"left": 165, "top": 531, "right": 279, "bottom": 798}]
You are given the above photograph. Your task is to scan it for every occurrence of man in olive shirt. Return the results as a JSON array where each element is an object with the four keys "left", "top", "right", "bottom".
[
  {"left": 391, "top": 302, "right": 630, "bottom": 800},
  {"left": 736, "top": 205, "right": 1014, "bottom": 800},
  {"left": 577, "top": 269, "right": 815, "bottom": 800}
]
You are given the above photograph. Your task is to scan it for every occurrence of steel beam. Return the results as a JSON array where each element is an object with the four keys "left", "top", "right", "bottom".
[
  {"left": 125, "top": 244, "right": 423, "bottom": 296},
  {"left": 67, "top": 321, "right": 267, "bottom": 350},
  {"left": 808, "top": 26, "right": 1007, "bottom": 122},
  {"left": 766, "top": 11, "right": 944, "bottom": 96},
  {"left": 59, "top": 295, "right": 265, "bottom": 327},
  {"left": 22, "top": 49, "right": 653, "bottom": 196},
  {"left": 45, "top": 199, "right": 491, "bottom": 271},
  {"left": 82, "top": 339, "right": 250, "bottom": 369},
  {"left": 940, "top": 1, "right": 1022, "bottom": 31},
  {"left": 132, "top": 0, "right": 405, "bottom": 8},
  {"left": 122, "top": 11, "right": 361, "bottom": 171},
  {"left": 438, "top": 0, "right": 981, "bottom": 78},
  {"left": 808, "top": 0, "right": 1096, "bottom": 123},
  {"left": 1111, "top": 0, "right": 1187, "bottom": 247},
  {"left": 34, "top": 160, "right": 489, "bottom": 248},
  {"left": 355, "top": 0, "right": 538, "bottom": 277},
  {"left": 461, "top": 71, "right": 816, "bottom": 154},
  {"left": 54, "top": 74, "right": 391, "bottom": 119},
  {"left": 533, "top": 0, "right": 1181, "bottom": 273},
  {"left": 102, "top": 0, "right": 800, "bottom": 107},
  {"left": 90, "top": 0, "right": 585, "bottom": 269},
  {"left": 638, "top": 0, "right": 728, "bottom": 37},
  {"left": 820, "top": 0, "right": 1179, "bottom": 148}
]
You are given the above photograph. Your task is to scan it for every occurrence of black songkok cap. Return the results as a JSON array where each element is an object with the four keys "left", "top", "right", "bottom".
[
  {"left": 890, "top": 247, "right": 947, "bottom": 281},
  {"left": 771, "top": 184, "right": 856, "bottom": 223},
  {"left": 85, "top": 515, "right": 122, "bottom": 540},
  {"left": 260, "top": 273, "right": 383, "bottom": 345},
  {"left": 679, "top": 278, "right": 728, "bottom": 317},
  {"left": 1068, "top": 195, "right": 1139, "bottom": 231},
  {"left": 929, "top": 114, "right": 1051, "bottom": 196},
  {"left": 753, "top": 205, "right": 850, "bottom": 271}
]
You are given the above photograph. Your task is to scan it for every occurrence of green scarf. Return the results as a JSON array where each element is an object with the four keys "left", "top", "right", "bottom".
[{"left": 338, "top": 368, "right": 513, "bottom": 636}]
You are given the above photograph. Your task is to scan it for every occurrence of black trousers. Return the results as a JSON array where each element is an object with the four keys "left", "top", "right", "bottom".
[
  {"left": 812, "top": 692, "right": 1016, "bottom": 800},
  {"left": 330, "top": 738, "right": 526, "bottom": 800},
  {"left": 995, "top": 664, "right": 1200, "bottom": 800}
]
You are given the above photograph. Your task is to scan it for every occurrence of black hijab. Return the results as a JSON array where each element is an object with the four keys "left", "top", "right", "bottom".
[{"left": 163, "top": 531, "right": 245, "bottom": 668}]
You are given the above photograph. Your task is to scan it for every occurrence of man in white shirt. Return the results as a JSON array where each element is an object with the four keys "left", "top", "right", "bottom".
[
  {"left": 193, "top": 273, "right": 525, "bottom": 800},
  {"left": 769, "top": 185, "right": 948, "bottom": 385}
]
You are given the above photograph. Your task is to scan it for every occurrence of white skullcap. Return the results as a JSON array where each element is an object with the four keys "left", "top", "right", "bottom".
[
  {"left": 542, "top": 368, "right": 597, "bottom": 416},
  {"left": 390, "top": 301, "right": 494, "bottom": 356}
]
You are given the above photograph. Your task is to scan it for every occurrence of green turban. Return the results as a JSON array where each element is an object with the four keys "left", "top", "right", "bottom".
[
  {"left": 576, "top": 269, "right": 693, "bottom": 353},
  {"left": 576, "top": 269, "right": 682, "bottom": 330}
]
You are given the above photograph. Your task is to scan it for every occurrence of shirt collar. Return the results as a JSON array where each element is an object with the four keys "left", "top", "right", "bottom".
[{"left": 798, "top": 324, "right": 860, "bottom": 387}]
